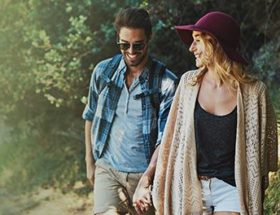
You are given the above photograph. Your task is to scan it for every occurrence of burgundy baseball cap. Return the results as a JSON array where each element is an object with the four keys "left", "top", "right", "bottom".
[{"left": 175, "top": 11, "right": 248, "bottom": 65}]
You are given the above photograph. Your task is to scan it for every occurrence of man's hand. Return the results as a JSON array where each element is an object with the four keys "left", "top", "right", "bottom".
[
  {"left": 86, "top": 157, "right": 95, "bottom": 187},
  {"left": 85, "top": 120, "right": 95, "bottom": 187},
  {"left": 133, "top": 175, "right": 153, "bottom": 214}
]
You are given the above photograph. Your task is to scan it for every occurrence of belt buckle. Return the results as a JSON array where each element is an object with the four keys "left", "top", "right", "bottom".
[{"left": 198, "top": 175, "right": 212, "bottom": 180}]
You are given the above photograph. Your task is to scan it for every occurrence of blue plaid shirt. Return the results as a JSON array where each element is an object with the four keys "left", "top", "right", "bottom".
[{"left": 82, "top": 55, "right": 178, "bottom": 163}]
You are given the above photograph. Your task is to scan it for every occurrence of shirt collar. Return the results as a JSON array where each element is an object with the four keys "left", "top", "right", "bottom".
[
  {"left": 139, "top": 56, "right": 153, "bottom": 84},
  {"left": 117, "top": 57, "right": 127, "bottom": 77}
]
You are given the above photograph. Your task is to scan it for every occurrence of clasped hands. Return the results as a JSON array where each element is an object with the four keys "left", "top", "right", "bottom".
[{"left": 133, "top": 175, "right": 153, "bottom": 214}]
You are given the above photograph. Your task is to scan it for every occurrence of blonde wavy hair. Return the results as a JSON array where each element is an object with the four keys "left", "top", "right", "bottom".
[{"left": 194, "top": 32, "right": 255, "bottom": 89}]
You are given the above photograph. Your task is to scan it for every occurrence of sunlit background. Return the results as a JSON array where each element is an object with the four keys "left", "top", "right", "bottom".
[{"left": 0, "top": 0, "right": 279, "bottom": 214}]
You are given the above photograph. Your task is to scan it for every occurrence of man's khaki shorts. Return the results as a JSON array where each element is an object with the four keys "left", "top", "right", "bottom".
[{"left": 93, "top": 159, "right": 154, "bottom": 215}]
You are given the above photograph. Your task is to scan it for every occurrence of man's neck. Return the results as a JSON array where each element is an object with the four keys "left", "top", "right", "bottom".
[{"left": 127, "top": 54, "right": 149, "bottom": 77}]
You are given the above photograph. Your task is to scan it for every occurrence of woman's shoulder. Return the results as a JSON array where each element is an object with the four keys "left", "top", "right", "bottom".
[
  {"left": 180, "top": 69, "right": 200, "bottom": 85},
  {"left": 181, "top": 69, "right": 200, "bottom": 79},
  {"left": 241, "top": 79, "right": 267, "bottom": 95}
]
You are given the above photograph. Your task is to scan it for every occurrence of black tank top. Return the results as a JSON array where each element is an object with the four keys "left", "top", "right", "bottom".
[{"left": 194, "top": 101, "right": 237, "bottom": 186}]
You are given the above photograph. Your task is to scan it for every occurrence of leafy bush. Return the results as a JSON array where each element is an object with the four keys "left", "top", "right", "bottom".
[
  {"left": 264, "top": 163, "right": 280, "bottom": 214},
  {"left": 0, "top": 117, "right": 86, "bottom": 194}
]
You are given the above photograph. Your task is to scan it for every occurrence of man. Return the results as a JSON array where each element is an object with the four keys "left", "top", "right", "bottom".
[{"left": 82, "top": 7, "right": 178, "bottom": 214}]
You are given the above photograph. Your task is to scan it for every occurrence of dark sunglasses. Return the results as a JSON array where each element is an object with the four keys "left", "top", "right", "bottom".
[{"left": 117, "top": 42, "right": 146, "bottom": 51}]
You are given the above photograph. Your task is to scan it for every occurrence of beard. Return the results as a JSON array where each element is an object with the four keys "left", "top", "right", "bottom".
[{"left": 123, "top": 50, "right": 148, "bottom": 67}]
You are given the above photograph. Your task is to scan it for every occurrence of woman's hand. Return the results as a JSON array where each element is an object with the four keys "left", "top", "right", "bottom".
[{"left": 133, "top": 175, "right": 153, "bottom": 214}]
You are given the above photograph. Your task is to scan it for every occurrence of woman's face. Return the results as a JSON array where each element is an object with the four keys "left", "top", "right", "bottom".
[{"left": 189, "top": 31, "right": 206, "bottom": 68}]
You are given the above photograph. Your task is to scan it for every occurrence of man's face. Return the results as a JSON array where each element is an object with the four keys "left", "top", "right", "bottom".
[
  {"left": 189, "top": 31, "right": 206, "bottom": 68},
  {"left": 118, "top": 27, "right": 148, "bottom": 68}
]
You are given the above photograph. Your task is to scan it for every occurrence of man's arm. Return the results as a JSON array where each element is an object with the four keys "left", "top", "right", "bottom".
[
  {"left": 133, "top": 146, "right": 159, "bottom": 214},
  {"left": 85, "top": 120, "right": 95, "bottom": 186},
  {"left": 133, "top": 70, "right": 178, "bottom": 214},
  {"left": 83, "top": 62, "right": 102, "bottom": 186},
  {"left": 142, "top": 145, "right": 159, "bottom": 182}
]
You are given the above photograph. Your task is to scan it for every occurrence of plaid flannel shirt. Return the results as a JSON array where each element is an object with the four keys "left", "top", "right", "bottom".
[{"left": 82, "top": 55, "right": 178, "bottom": 163}]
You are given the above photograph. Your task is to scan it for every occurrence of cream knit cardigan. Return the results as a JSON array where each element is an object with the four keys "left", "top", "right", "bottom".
[{"left": 153, "top": 70, "right": 278, "bottom": 215}]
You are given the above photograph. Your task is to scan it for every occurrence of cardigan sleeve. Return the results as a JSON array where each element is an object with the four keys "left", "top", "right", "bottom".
[
  {"left": 152, "top": 74, "right": 182, "bottom": 213},
  {"left": 263, "top": 87, "right": 278, "bottom": 172},
  {"left": 259, "top": 84, "right": 278, "bottom": 191}
]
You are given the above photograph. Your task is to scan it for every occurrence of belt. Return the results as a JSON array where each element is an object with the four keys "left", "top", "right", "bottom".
[{"left": 198, "top": 175, "right": 213, "bottom": 180}]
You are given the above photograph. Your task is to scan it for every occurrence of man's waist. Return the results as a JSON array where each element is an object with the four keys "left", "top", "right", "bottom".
[{"left": 96, "top": 158, "right": 147, "bottom": 173}]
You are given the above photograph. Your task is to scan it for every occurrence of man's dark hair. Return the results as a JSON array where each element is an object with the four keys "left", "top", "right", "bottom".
[{"left": 114, "top": 7, "right": 152, "bottom": 39}]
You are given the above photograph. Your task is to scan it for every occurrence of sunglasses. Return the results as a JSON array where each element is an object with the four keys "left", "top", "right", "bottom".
[{"left": 117, "top": 42, "right": 146, "bottom": 51}]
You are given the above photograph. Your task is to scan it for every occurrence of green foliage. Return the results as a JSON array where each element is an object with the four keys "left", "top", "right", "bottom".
[
  {"left": 0, "top": 117, "right": 86, "bottom": 194},
  {"left": 252, "top": 37, "right": 280, "bottom": 85},
  {"left": 33, "top": 14, "right": 92, "bottom": 107},
  {"left": 264, "top": 163, "right": 280, "bottom": 214},
  {"left": 0, "top": 1, "right": 36, "bottom": 114}
]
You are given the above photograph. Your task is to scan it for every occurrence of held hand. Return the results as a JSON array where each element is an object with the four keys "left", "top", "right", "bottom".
[
  {"left": 133, "top": 175, "right": 153, "bottom": 214},
  {"left": 86, "top": 159, "right": 95, "bottom": 187}
]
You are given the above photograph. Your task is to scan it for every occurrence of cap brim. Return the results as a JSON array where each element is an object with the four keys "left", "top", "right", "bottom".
[
  {"left": 175, "top": 25, "right": 194, "bottom": 45},
  {"left": 175, "top": 25, "right": 216, "bottom": 45}
]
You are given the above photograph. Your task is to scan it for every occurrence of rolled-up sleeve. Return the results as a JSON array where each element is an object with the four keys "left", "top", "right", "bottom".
[{"left": 82, "top": 68, "right": 99, "bottom": 121}]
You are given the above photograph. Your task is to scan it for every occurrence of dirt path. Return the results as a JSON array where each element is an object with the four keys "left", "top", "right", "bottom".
[
  {"left": 25, "top": 189, "right": 92, "bottom": 215},
  {"left": 0, "top": 187, "right": 92, "bottom": 215}
]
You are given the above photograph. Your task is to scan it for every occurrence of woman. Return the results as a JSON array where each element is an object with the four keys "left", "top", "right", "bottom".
[{"left": 152, "top": 11, "right": 278, "bottom": 214}]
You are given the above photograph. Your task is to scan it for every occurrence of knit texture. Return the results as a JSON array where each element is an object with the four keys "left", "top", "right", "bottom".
[{"left": 153, "top": 70, "right": 278, "bottom": 215}]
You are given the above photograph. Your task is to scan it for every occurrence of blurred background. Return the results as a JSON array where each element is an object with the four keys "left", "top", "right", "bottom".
[{"left": 0, "top": 0, "right": 279, "bottom": 214}]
